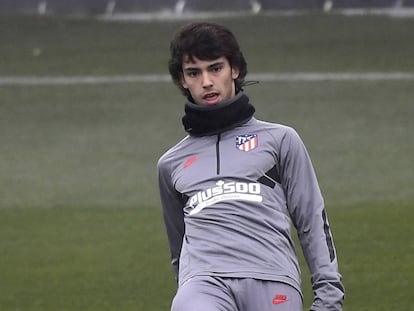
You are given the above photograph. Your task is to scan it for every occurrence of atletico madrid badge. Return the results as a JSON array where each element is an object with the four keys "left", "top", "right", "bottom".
[{"left": 236, "top": 134, "right": 258, "bottom": 152}]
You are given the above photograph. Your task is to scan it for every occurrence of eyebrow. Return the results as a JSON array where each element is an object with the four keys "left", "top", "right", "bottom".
[{"left": 183, "top": 61, "right": 225, "bottom": 72}]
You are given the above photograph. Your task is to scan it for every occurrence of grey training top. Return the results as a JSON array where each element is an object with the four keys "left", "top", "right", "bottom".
[{"left": 157, "top": 117, "right": 344, "bottom": 310}]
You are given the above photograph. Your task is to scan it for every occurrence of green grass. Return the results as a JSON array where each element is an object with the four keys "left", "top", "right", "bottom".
[
  {"left": 1, "top": 13, "right": 414, "bottom": 75},
  {"left": 2, "top": 81, "right": 412, "bottom": 209},
  {"left": 299, "top": 203, "right": 414, "bottom": 310},
  {"left": 329, "top": 203, "right": 413, "bottom": 310},
  {"left": 0, "top": 204, "right": 412, "bottom": 310},
  {"left": 0, "top": 13, "right": 413, "bottom": 311},
  {"left": 0, "top": 207, "right": 175, "bottom": 311},
  {"left": 250, "top": 80, "right": 414, "bottom": 206}
]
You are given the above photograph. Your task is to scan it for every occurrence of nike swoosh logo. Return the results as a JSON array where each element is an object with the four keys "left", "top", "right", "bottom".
[{"left": 273, "top": 294, "right": 288, "bottom": 305}]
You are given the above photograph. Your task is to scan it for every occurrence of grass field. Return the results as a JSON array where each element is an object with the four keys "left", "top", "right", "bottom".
[{"left": 1, "top": 12, "right": 413, "bottom": 311}]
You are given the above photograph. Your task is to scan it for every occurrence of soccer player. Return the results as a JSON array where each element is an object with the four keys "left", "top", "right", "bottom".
[{"left": 157, "top": 22, "right": 344, "bottom": 311}]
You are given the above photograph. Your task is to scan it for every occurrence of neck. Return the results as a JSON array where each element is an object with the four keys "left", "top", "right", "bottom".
[{"left": 182, "top": 92, "right": 255, "bottom": 136}]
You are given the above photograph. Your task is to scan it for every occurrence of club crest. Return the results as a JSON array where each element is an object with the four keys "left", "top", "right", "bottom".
[{"left": 236, "top": 134, "right": 258, "bottom": 152}]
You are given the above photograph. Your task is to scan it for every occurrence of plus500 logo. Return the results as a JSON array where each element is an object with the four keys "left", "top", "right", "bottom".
[{"left": 188, "top": 180, "right": 262, "bottom": 215}]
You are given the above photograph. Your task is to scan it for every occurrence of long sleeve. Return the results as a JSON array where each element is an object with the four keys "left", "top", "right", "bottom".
[
  {"left": 157, "top": 156, "right": 185, "bottom": 282},
  {"left": 279, "top": 128, "right": 345, "bottom": 310}
]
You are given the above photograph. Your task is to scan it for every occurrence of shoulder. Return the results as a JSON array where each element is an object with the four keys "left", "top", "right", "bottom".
[{"left": 157, "top": 135, "right": 191, "bottom": 170}]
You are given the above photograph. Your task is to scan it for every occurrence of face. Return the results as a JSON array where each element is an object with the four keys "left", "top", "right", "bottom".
[{"left": 181, "top": 56, "right": 240, "bottom": 106}]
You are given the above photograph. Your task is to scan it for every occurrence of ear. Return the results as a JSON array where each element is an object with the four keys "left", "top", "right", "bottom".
[
  {"left": 181, "top": 76, "right": 188, "bottom": 89},
  {"left": 232, "top": 67, "right": 240, "bottom": 80}
]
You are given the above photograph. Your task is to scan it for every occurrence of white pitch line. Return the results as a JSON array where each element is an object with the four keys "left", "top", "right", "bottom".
[
  {"left": 248, "top": 72, "right": 414, "bottom": 81},
  {"left": 0, "top": 74, "right": 171, "bottom": 86},
  {"left": 1, "top": 72, "right": 414, "bottom": 86},
  {"left": 97, "top": 8, "right": 414, "bottom": 22}
]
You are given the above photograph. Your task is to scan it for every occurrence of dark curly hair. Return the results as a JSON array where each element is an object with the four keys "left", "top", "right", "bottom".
[{"left": 168, "top": 22, "right": 248, "bottom": 97}]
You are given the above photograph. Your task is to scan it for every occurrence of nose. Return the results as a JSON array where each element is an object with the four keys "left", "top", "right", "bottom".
[{"left": 202, "top": 72, "right": 213, "bottom": 88}]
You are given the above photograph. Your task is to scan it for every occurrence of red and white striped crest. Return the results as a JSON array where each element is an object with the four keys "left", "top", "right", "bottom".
[{"left": 236, "top": 134, "right": 258, "bottom": 152}]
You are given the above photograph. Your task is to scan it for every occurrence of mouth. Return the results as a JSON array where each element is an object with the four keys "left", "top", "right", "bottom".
[{"left": 202, "top": 92, "right": 220, "bottom": 105}]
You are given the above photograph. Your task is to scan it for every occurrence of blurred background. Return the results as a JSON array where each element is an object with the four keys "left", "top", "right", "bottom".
[
  {"left": 1, "top": 0, "right": 414, "bottom": 15},
  {"left": 1, "top": 1, "right": 413, "bottom": 311}
]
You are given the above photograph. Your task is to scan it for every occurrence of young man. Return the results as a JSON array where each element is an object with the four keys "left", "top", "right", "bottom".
[{"left": 157, "top": 22, "right": 344, "bottom": 311}]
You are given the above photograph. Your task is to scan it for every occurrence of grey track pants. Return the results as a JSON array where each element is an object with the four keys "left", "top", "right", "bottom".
[{"left": 171, "top": 276, "right": 303, "bottom": 311}]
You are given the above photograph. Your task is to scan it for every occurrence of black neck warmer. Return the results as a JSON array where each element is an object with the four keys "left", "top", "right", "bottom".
[{"left": 182, "top": 92, "right": 255, "bottom": 136}]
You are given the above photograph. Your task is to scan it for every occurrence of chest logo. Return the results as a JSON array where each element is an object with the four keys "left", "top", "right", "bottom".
[
  {"left": 183, "top": 155, "right": 198, "bottom": 169},
  {"left": 236, "top": 134, "right": 258, "bottom": 152},
  {"left": 188, "top": 180, "right": 262, "bottom": 215}
]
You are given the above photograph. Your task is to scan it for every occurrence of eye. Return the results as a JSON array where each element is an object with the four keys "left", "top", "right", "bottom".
[
  {"left": 210, "top": 65, "right": 223, "bottom": 73},
  {"left": 185, "top": 70, "right": 199, "bottom": 78}
]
